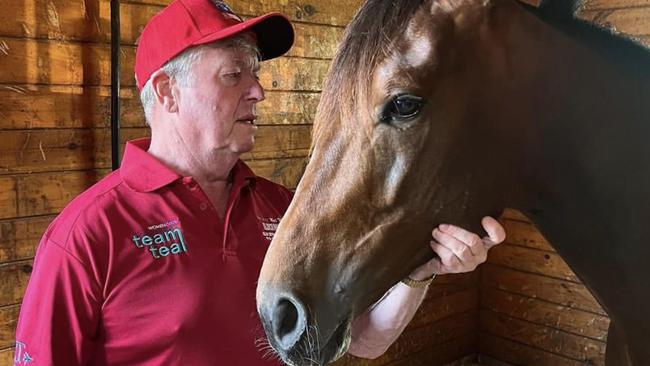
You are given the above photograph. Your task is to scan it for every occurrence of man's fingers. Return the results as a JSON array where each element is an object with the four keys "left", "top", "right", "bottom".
[
  {"left": 430, "top": 241, "right": 462, "bottom": 273},
  {"left": 434, "top": 227, "right": 483, "bottom": 258},
  {"left": 481, "top": 216, "right": 506, "bottom": 248}
]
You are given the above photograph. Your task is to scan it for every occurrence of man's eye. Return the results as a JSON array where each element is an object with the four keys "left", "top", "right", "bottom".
[{"left": 225, "top": 72, "right": 241, "bottom": 79}]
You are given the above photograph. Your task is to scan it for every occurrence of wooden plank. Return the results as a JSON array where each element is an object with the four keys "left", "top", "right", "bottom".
[
  {"left": 480, "top": 334, "right": 591, "bottom": 366},
  {"left": 131, "top": 0, "right": 364, "bottom": 26},
  {"left": 0, "top": 125, "right": 310, "bottom": 173},
  {"left": 334, "top": 312, "right": 477, "bottom": 366},
  {"left": 0, "top": 216, "right": 52, "bottom": 263},
  {"left": 389, "top": 334, "right": 476, "bottom": 366},
  {"left": 409, "top": 289, "right": 479, "bottom": 329},
  {"left": 427, "top": 271, "right": 480, "bottom": 299},
  {"left": 502, "top": 219, "right": 554, "bottom": 252},
  {"left": 500, "top": 208, "right": 531, "bottom": 222},
  {"left": 0, "top": 38, "right": 329, "bottom": 90},
  {"left": 580, "top": 6, "right": 650, "bottom": 36},
  {"left": 0, "top": 85, "right": 319, "bottom": 130},
  {"left": 487, "top": 244, "right": 579, "bottom": 282},
  {"left": 0, "top": 348, "right": 14, "bottom": 366},
  {"left": 0, "top": 1, "right": 345, "bottom": 59},
  {"left": 582, "top": 0, "right": 650, "bottom": 10},
  {"left": 0, "top": 305, "right": 20, "bottom": 350},
  {"left": 481, "top": 287, "right": 609, "bottom": 341},
  {"left": 0, "top": 178, "right": 18, "bottom": 220},
  {"left": 16, "top": 170, "right": 108, "bottom": 217},
  {"left": 247, "top": 157, "right": 306, "bottom": 189},
  {"left": 481, "top": 264, "right": 607, "bottom": 315},
  {"left": 480, "top": 310, "right": 606, "bottom": 364},
  {"left": 0, "top": 260, "right": 32, "bottom": 307}
]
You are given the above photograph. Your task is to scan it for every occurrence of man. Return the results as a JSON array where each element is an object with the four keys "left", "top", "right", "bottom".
[{"left": 14, "top": 1, "right": 505, "bottom": 365}]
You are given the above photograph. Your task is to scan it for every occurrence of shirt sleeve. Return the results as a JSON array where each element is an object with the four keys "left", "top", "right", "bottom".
[
  {"left": 14, "top": 237, "right": 102, "bottom": 366},
  {"left": 347, "top": 282, "right": 429, "bottom": 359}
]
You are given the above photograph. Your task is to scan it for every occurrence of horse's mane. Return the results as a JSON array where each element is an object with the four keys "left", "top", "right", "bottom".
[{"left": 312, "top": 0, "right": 427, "bottom": 150}]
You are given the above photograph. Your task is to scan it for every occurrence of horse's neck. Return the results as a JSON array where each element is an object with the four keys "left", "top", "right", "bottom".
[{"left": 506, "top": 6, "right": 650, "bottom": 312}]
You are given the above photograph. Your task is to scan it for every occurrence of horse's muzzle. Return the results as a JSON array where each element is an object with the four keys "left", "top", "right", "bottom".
[{"left": 258, "top": 289, "right": 351, "bottom": 365}]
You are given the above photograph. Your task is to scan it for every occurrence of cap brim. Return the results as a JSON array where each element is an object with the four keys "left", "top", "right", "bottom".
[{"left": 192, "top": 12, "right": 294, "bottom": 61}]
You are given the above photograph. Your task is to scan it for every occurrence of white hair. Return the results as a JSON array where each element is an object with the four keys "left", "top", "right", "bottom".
[{"left": 139, "top": 34, "right": 261, "bottom": 124}]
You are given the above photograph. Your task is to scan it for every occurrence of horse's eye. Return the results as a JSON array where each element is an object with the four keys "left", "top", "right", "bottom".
[{"left": 380, "top": 94, "right": 424, "bottom": 124}]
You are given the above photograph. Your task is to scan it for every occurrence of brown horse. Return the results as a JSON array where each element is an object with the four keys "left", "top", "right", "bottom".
[{"left": 256, "top": 0, "right": 650, "bottom": 364}]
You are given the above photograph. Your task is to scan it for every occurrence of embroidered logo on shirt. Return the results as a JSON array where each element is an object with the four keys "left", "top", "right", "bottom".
[
  {"left": 259, "top": 217, "right": 281, "bottom": 241},
  {"left": 14, "top": 341, "right": 33, "bottom": 365},
  {"left": 132, "top": 219, "right": 189, "bottom": 260}
]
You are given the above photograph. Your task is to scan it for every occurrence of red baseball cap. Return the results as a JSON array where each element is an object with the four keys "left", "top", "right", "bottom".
[{"left": 135, "top": 0, "right": 294, "bottom": 90}]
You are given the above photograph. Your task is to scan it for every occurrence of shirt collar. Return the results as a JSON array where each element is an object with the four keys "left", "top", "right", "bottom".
[{"left": 120, "top": 138, "right": 258, "bottom": 193}]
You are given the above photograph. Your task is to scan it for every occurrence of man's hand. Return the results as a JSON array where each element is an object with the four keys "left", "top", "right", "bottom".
[{"left": 409, "top": 216, "right": 506, "bottom": 279}]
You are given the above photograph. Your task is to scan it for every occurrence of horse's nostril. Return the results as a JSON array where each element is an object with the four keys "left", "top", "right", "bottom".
[{"left": 273, "top": 297, "right": 305, "bottom": 350}]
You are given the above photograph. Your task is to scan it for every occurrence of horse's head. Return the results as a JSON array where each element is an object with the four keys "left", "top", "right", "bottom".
[{"left": 257, "top": 0, "right": 546, "bottom": 364}]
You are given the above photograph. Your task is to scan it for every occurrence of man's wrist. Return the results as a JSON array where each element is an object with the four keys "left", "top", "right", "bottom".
[{"left": 400, "top": 274, "right": 435, "bottom": 288}]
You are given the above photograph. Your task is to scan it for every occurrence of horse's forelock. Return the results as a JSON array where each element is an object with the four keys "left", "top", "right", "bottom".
[{"left": 312, "top": 0, "right": 428, "bottom": 150}]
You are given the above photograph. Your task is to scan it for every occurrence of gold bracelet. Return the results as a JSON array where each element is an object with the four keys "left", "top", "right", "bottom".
[{"left": 400, "top": 274, "right": 436, "bottom": 288}]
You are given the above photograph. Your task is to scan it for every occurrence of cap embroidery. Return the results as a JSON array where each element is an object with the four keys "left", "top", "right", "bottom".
[{"left": 211, "top": 1, "right": 243, "bottom": 21}]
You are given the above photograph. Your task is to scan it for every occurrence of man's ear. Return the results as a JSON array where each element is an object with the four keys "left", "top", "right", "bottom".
[{"left": 150, "top": 69, "right": 179, "bottom": 113}]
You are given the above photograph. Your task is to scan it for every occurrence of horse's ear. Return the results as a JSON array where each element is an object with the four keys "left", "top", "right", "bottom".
[{"left": 537, "top": 0, "right": 583, "bottom": 19}]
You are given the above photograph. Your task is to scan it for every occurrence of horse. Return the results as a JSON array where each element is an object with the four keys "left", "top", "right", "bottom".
[{"left": 256, "top": 0, "right": 650, "bottom": 364}]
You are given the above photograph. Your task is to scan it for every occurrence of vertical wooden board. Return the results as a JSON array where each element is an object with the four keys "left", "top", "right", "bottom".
[
  {"left": 0, "top": 178, "right": 18, "bottom": 220},
  {"left": 0, "top": 305, "right": 20, "bottom": 350},
  {"left": 481, "top": 265, "right": 607, "bottom": 315},
  {"left": 487, "top": 244, "right": 579, "bottom": 282},
  {"left": 0, "top": 216, "right": 53, "bottom": 263},
  {"left": 481, "top": 287, "right": 610, "bottom": 341},
  {"left": 480, "top": 334, "right": 593, "bottom": 366},
  {"left": 17, "top": 170, "right": 108, "bottom": 217},
  {"left": 480, "top": 310, "right": 606, "bottom": 364},
  {"left": 0, "top": 261, "right": 32, "bottom": 307}
]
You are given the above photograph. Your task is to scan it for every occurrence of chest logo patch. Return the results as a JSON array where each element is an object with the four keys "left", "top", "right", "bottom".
[
  {"left": 259, "top": 217, "right": 281, "bottom": 241},
  {"left": 132, "top": 219, "right": 188, "bottom": 259}
]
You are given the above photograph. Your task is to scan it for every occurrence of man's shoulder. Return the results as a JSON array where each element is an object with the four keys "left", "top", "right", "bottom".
[{"left": 44, "top": 170, "right": 127, "bottom": 244}]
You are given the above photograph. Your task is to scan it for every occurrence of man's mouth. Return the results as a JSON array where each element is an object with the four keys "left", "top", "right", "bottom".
[{"left": 237, "top": 115, "right": 257, "bottom": 125}]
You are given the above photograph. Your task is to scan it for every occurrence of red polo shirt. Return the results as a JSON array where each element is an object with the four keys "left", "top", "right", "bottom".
[{"left": 14, "top": 138, "right": 291, "bottom": 365}]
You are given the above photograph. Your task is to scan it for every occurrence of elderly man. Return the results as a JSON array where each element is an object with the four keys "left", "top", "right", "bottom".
[{"left": 13, "top": 1, "right": 504, "bottom": 365}]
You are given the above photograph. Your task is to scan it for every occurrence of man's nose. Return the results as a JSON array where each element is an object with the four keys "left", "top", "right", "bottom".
[{"left": 248, "top": 77, "right": 265, "bottom": 102}]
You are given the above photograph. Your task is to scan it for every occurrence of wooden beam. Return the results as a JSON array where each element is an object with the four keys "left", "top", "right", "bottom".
[
  {"left": 0, "top": 86, "right": 319, "bottom": 130},
  {"left": 0, "top": 38, "right": 330, "bottom": 90}
]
